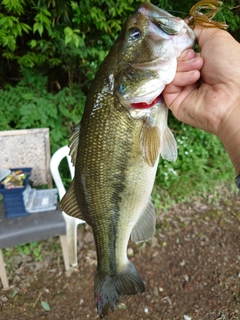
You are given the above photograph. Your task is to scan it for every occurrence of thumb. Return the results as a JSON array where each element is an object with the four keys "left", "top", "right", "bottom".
[{"left": 193, "top": 26, "right": 227, "bottom": 49}]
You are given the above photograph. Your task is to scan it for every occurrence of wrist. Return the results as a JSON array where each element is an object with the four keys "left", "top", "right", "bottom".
[{"left": 218, "top": 104, "right": 240, "bottom": 174}]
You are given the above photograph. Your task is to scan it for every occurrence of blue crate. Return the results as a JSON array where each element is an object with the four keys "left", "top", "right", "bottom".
[{"left": 0, "top": 167, "right": 32, "bottom": 218}]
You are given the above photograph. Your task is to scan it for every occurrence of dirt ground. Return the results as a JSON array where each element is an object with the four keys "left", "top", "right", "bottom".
[{"left": 1, "top": 187, "right": 240, "bottom": 320}]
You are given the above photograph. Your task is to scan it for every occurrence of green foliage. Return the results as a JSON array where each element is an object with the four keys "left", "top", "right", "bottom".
[
  {"left": 0, "top": 0, "right": 239, "bottom": 90},
  {"left": 0, "top": 68, "right": 85, "bottom": 152},
  {"left": 0, "top": 0, "right": 239, "bottom": 206},
  {"left": 154, "top": 0, "right": 240, "bottom": 33},
  {"left": 219, "top": 1, "right": 240, "bottom": 32},
  {"left": 153, "top": 122, "right": 235, "bottom": 209},
  {"left": 16, "top": 241, "right": 43, "bottom": 261},
  {"left": 2, "top": 0, "right": 25, "bottom": 15},
  {"left": 0, "top": 0, "right": 147, "bottom": 91}
]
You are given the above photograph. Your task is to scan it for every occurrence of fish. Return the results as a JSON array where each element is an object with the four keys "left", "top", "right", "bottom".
[{"left": 60, "top": 2, "right": 195, "bottom": 318}]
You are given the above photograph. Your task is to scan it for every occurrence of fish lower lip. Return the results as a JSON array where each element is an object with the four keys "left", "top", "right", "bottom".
[
  {"left": 131, "top": 95, "right": 161, "bottom": 109},
  {"left": 130, "top": 54, "right": 171, "bottom": 71}
]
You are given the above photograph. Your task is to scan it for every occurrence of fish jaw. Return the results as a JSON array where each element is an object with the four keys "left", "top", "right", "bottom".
[
  {"left": 138, "top": 2, "right": 185, "bottom": 35},
  {"left": 170, "top": 23, "right": 195, "bottom": 58}
]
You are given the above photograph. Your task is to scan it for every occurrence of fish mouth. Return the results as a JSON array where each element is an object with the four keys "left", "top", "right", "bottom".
[
  {"left": 130, "top": 53, "right": 172, "bottom": 72},
  {"left": 131, "top": 95, "right": 162, "bottom": 109}
]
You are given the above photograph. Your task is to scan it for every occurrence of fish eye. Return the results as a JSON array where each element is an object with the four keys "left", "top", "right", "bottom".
[{"left": 127, "top": 27, "right": 141, "bottom": 41}]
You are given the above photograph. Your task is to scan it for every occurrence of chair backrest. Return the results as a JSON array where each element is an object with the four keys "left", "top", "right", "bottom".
[
  {"left": 0, "top": 128, "right": 52, "bottom": 188},
  {"left": 50, "top": 145, "right": 75, "bottom": 200}
]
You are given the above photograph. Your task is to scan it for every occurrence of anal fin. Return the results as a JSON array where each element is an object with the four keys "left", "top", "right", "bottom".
[
  {"left": 131, "top": 198, "right": 156, "bottom": 242},
  {"left": 60, "top": 178, "right": 85, "bottom": 221}
]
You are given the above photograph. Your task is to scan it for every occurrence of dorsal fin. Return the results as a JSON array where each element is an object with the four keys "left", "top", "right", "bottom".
[
  {"left": 140, "top": 119, "right": 161, "bottom": 167},
  {"left": 68, "top": 123, "right": 80, "bottom": 166},
  {"left": 131, "top": 198, "right": 156, "bottom": 242}
]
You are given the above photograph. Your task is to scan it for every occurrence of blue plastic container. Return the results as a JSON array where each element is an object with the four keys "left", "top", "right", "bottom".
[{"left": 0, "top": 168, "right": 32, "bottom": 218}]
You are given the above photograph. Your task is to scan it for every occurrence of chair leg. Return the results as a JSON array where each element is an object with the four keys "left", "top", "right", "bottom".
[
  {"left": 64, "top": 214, "right": 79, "bottom": 267},
  {"left": 59, "top": 235, "right": 70, "bottom": 271},
  {"left": 0, "top": 249, "right": 9, "bottom": 289}
]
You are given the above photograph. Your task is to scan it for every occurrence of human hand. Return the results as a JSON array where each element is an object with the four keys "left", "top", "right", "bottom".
[
  {"left": 163, "top": 47, "right": 203, "bottom": 124},
  {"left": 164, "top": 26, "right": 240, "bottom": 136},
  {"left": 163, "top": 26, "right": 240, "bottom": 172}
]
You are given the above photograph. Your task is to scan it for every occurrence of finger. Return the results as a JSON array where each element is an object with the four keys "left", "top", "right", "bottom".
[
  {"left": 178, "top": 49, "right": 196, "bottom": 61},
  {"left": 177, "top": 56, "right": 203, "bottom": 73},
  {"left": 164, "top": 69, "right": 201, "bottom": 95},
  {"left": 173, "top": 70, "right": 201, "bottom": 87},
  {"left": 163, "top": 71, "right": 200, "bottom": 108}
]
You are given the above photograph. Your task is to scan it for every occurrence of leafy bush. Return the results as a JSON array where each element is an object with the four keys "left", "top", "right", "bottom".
[
  {"left": 0, "top": 0, "right": 145, "bottom": 91},
  {"left": 0, "top": 0, "right": 239, "bottom": 206},
  {"left": 0, "top": 68, "right": 85, "bottom": 152},
  {"left": 154, "top": 120, "right": 235, "bottom": 208},
  {"left": 0, "top": 0, "right": 239, "bottom": 90}
]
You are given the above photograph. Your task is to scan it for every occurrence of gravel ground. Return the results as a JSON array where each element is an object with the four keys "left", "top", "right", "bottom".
[{"left": 0, "top": 187, "right": 240, "bottom": 320}]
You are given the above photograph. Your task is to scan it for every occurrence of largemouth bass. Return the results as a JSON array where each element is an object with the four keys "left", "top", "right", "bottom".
[{"left": 61, "top": 2, "right": 195, "bottom": 318}]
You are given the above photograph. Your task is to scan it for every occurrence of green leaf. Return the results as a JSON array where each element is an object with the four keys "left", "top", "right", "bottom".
[
  {"left": 64, "top": 26, "right": 73, "bottom": 37},
  {"left": 64, "top": 35, "right": 71, "bottom": 45},
  {"left": 72, "top": 33, "right": 80, "bottom": 47},
  {"left": 2, "top": 0, "right": 24, "bottom": 15},
  {"left": 17, "top": 52, "right": 36, "bottom": 68},
  {"left": 29, "top": 39, "right": 37, "bottom": 48},
  {"left": 35, "top": 10, "right": 51, "bottom": 27},
  {"left": 33, "top": 22, "right": 44, "bottom": 36},
  {"left": 49, "top": 57, "right": 61, "bottom": 66},
  {"left": 41, "top": 301, "right": 51, "bottom": 311},
  {"left": 1, "top": 35, "right": 16, "bottom": 51},
  {"left": 0, "top": 16, "right": 18, "bottom": 28},
  {"left": 20, "top": 22, "right": 31, "bottom": 33},
  {"left": 2, "top": 51, "right": 15, "bottom": 59},
  {"left": 41, "top": 8, "right": 52, "bottom": 17},
  {"left": 70, "top": 1, "right": 78, "bottom": 11}
]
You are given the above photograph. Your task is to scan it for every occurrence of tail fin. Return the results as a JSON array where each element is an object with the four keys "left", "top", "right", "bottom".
[{"left": 94, "top": 261, "right": 145, "bottom": 318}]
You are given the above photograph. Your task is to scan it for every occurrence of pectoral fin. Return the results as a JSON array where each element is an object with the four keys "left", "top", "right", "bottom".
[
  {"left": 60, "top": 178, "right": 86, "bottom": 222},
  {"left": 140, "top": 119, "right": 161, "bottom": 167},
  {"left": 160, "top": 127, "right": 178, "bottom": 162},
  {"left": 131, "top": 198, "right": 156, "bottom": 243}
]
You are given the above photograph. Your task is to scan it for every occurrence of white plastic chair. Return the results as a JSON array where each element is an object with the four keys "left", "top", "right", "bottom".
[{"left": 50, "top": 146, "right": 85, "bottom": 267}]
